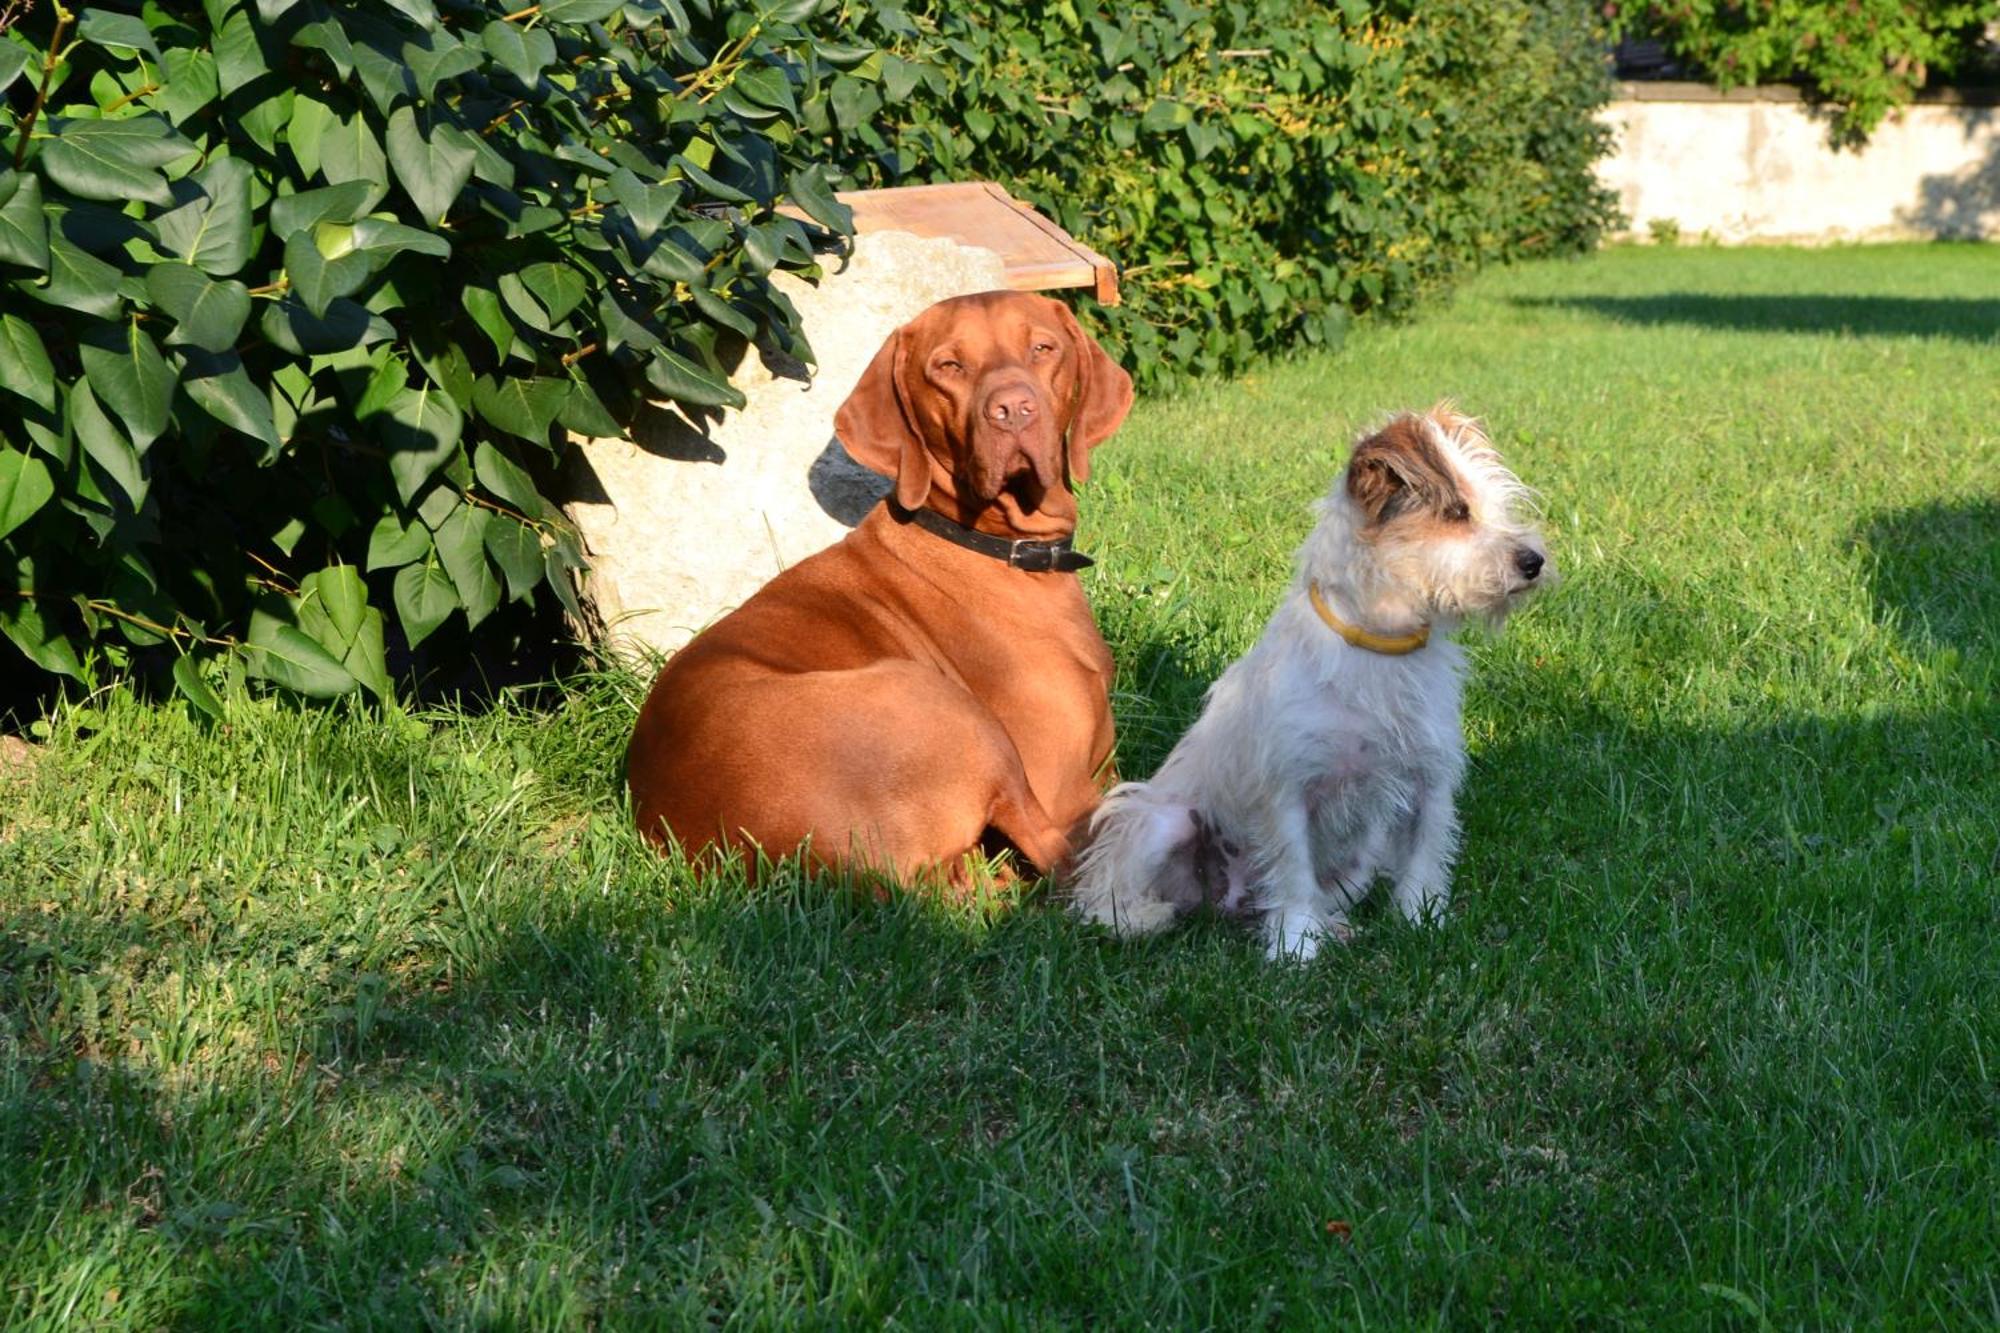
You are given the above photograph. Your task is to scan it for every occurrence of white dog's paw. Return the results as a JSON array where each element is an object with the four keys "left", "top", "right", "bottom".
[
  {"left": 1390, "top": 881, "right": 1451, "bottom": 926},
  {"left": 1263, "top": 910, "right": 1352, "bottom": 963},
  {"left": 1071, "top": 890, "right": 1180, "bottom": 938}
]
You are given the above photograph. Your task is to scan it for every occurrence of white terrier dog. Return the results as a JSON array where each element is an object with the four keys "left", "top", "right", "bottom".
[{"left": 1069, "top": 407, "right": 1551, "bottom": 960}]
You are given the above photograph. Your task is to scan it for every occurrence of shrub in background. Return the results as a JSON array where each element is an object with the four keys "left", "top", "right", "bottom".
[
  {"left": 814, "top": 0, "right": 1620, "bottom": 388},
  {"left": 0, "top": 0, "right": 1619, "bottom": 707},
  {"left": 1606, "top": 0, "right": 2000, "bottom": 144},
  {"left": 0, "top": 0, "right": 859, "bottom": 708}
]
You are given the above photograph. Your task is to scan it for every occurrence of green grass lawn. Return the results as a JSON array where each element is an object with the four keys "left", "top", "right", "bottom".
[{"left": 4, "top": 243, "right": 1997, "bottom": 1328}]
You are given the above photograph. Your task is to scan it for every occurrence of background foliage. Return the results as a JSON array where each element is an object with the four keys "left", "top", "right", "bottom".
[
  {"left": 0, "top": 0, "right": 1620, "bottom": 704},
  {"left": 1606, "top": 0, "right": 2000, "bottom": 143},
  {"left": 818, "top": 0, "right": 1620, "bottom": 388},
  {"left": 0, "top": 0, "right": 858, "bottom": 707}
]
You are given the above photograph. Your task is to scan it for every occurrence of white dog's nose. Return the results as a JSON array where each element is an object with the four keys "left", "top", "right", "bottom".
[{"left": 1514, "top": 548, "right": 1545, "bottom": 580}]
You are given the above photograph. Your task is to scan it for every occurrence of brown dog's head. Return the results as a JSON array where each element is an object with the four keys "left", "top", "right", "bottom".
[{"left": 834, "top": 291, "right": 1134, "bottom": 539}]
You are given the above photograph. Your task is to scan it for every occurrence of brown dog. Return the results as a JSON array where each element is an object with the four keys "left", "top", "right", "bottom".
[{"left": 626, "top": 291, "right": 1135, "bottom": 881}]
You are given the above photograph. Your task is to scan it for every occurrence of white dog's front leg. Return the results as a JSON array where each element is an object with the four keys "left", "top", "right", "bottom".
[
  {"left": 1388, "top": 781, "right": 1460, "bottom": 925},
  {"left": 1260, "top": 800, "right": 1346, "bottom": 962}
]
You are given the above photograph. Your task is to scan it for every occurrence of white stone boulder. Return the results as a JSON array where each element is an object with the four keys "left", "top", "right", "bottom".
[{"left": 563, "top": 231, "right": 1011, "bottom": 660}]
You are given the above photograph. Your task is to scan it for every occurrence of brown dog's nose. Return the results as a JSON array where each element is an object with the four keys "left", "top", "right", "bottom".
[{"left": 984, "top": 385, "right": 1039, "bottom": 433}]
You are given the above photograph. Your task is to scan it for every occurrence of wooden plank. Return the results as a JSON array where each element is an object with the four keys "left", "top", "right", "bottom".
[{"left": 783, "top": 182, "right": 1119, "bottom": 306}]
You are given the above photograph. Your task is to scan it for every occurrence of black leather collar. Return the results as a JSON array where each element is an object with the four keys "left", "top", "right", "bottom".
[{"left": 898, "top": 504, "right": 1095, "bottom": 573}]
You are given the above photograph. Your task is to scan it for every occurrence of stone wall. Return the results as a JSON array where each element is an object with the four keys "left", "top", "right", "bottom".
[
  {"left": 1598, "top": 83, "right": 2000, "bottom": 244},
  {"left": 564, "top": 232, "right": 1010, "bottom": 662}
]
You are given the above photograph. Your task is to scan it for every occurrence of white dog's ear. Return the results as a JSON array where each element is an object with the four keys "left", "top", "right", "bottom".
[
  {"left": 1347, "top": 447, "right": 1411, "bottom": 520},
  {"left": 835, "top": 329, "right": 932, "bottom": 511},
  {"left": 1348, "top": 415, "right": 1449, "bottom": 521}
]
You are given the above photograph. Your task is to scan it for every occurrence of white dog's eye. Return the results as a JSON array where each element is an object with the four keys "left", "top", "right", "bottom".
[{"left": 1444, "top": 501, "right": 1470, "bottom": 522}]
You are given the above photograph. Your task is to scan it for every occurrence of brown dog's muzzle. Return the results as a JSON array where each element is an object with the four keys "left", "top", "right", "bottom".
[
  {"left": 982, "top": 380, "right": 1040, "bottom": 434},
  {"left": 969, "top": 373, "right": 1065, "bottom": 505}
]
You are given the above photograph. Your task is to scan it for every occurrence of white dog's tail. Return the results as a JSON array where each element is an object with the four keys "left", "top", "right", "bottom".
[{"left": 1067, "top": 782, "right": 1206, "bottom": 937}]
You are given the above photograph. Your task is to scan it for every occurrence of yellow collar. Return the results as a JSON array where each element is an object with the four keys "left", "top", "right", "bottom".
[{"left": 1308, "top": 583, "right": 1430, "bottom": 655}]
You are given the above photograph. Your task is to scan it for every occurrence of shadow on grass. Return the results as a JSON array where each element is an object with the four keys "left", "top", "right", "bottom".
[
  {"left": 1514, "top": 292, "right": 2000, "bottom": 342},
  {"left": 1855, "top": 496, "right": 2000, "bottom": 660}
]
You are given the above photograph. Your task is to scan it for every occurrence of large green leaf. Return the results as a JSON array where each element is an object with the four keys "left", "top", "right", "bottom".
[
  {"left": 0, "top": 314, "right": 55, "bottom": 411},
  {"left": 519, "top": 261, "right": 587, "bottom": 325},
  {"left": 482, "top": 516, "right": 543, "bottom": 602},
  {"left": 366, "top": 513, "right": 432, "bottom": 570},
  {"left": 349, "top": 217, "right": 452, "bottom": 260},
  {"left": 39, "top": 116, "right": 194, "bottom": 208},
  {"left": 0, "top": 448, "right": 56, "bottom": 542},
  {"left": 286, "top": 93, "right": 334, "bottom": 179},
  {"left": 70, "top": 381, "right": 147, "bottom": 507},
  {"left": 77, "top": 9, "right": 163, "bottom": 65},
  {"left": 497, "top": 271, "right": 554, "bottom": 333},
  {"left": 246, "top": 608, "right": 358, "bottom": 698},
  {"left": 404, "top": 28, "right": 483, "bottom": 101},
  {"left": 154, "top": 157, "right": 256, "bottom": 276},
  {"left": 481, "top": 21, "right": 556, "bottom": 85},
  {"left": 146, "top": 264, "right": 253, "bottom": 353},
  {"left": 156, "top": 47, "right": 221, "bottom": 126},
  {"left": 381, "top": 0, "right": 440, "bottom": 30},
  {"left": 784, "top": 167, "right": 855, "bottom": 234},
  {"left": 472, "top": 440, "right": 544, "bottom": 514},
  {"left": 297, "top": 565, "right": 390, "bottom": 699},
  {"left": 471, "top": 375, "right": 570, "bottom": 443},
  {"left": 392, "top": 560, "right": 458, "bottom": 648},
  {"left": 79, "top": 322, "right": 175, "bottom": 451},
  {"left": 541, "top": 0, "right": 626, "bottom": 21},
  {"left": 259, "top": 296, "right": 390, "bottom": 356},
  {"left": 39, "top": 229, "right": 124, "bottom": 320},
  {"left": 284, "top": 225, "right": 373, "bottom": 316},
  {"left": 0, "top": 171, "right": 48, "bottom": 271},
  {"left": 461, "top": 284, "right": 516, "bottom": 361},
  {"left": 172, "top": 654, "right": 227, "bottom": 721},
  {"left": 558, "top": 371, "right": 622, "bottom": 437},
  {"left": 179, "top": 351, "right": 283, "bottom": 461},
  {"left": 0, "top": 584, "right": 83, "bottom": 678},
  {"left": 433, "top": 503, "right": 500, "bottom": 629},
  {"left": 385, "top": 107, "right": 475, "bottom": 225},
  {"left": 320, "top": 106, "right": 389, "bottom": 194},
  {"left": 378, "top": 379, "right": 464, "bottom": 504},
  {"left": 645, "top": 348, "right": 746, "bottom": 410},
  {"left": 607, "top": 169, "right": 684, "bottom": 241},
  {"left": 270, "top": 181, "right": 376, "bottom": 239},
  {"left": 212, "top": 7, "right": 271, "bottom": 96},
  {"left": 0, "top": 41, "right": 28, "bottom": 95}
]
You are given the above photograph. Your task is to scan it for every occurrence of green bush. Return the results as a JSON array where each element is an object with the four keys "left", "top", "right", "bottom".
[
  {"left": 0, "top": 0, "right": 1619, "bottom": 705},
  {"left": 0, "top": 0, "right": 860, "bottom": 707},
  {"left": 1607, "top": 0, "right": 2000, "bottom": 144},
  {"left": 814, "top": 0, "right": 1620, "bottom": 387}
]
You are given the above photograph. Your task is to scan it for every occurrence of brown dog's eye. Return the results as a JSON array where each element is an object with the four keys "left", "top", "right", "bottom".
[
  {"left": 1030, "top": 341, "right": 1057, "bottom": 360},
  {"left": 935, "top": 356, "right": 963, "bottom": 375}
]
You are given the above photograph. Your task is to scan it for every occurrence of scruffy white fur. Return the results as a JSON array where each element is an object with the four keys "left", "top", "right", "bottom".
[{"left": 1070, "top": 407, "right": 1551, "bottom": 961}]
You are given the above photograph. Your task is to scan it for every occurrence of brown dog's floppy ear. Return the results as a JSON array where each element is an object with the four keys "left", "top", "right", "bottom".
[
  {"left": 834, "top": 329, "right": 931, "bottom": 510},
  {"left": 1052, "top": 300, "right": 1134, "bottom": 485}
]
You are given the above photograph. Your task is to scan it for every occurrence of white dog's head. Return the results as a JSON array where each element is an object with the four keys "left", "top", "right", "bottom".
[{"left": 1305, "top": 406, "right": 1551, "bottom": 628}]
